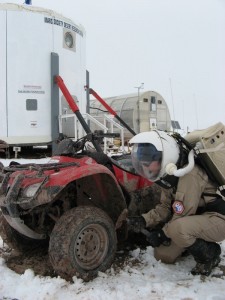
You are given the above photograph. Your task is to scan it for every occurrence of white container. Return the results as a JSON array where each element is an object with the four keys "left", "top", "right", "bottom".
[{"left": 0, "top": 3, "right": 86, "bottom": 146}]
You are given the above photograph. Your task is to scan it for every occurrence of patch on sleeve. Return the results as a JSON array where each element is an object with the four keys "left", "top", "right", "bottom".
[{"left": 172, "top": 201, "right": 185, "bottom": 214}]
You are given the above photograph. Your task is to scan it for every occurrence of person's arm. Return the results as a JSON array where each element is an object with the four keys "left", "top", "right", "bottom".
[
  {"left": 142, "top": 188, "right": 173, "bottom": 228},
  {"left": 127, "top": 188, "right": 172, "bottom": 232}
]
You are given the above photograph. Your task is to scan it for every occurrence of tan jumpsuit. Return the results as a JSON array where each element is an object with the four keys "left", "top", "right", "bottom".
[{"left": 142, "top": 165, "right": 225, "bottom": 263}]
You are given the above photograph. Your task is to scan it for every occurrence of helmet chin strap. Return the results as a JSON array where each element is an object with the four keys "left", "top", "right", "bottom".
[{"left": 165, "top": 150, "right": 195, "bottom": 177}]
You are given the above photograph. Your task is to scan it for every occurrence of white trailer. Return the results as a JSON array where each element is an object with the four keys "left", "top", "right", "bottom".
[{"left": 0, "top": 3, "right": 86, "bottom": 150}]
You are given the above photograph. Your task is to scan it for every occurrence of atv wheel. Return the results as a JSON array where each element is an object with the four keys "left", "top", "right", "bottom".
[
  {"left": 49, "top": 206, "right": 117, "bottom": 281},
  {"left": 0, "top": 212, "right": 48, "bottom": 252}
]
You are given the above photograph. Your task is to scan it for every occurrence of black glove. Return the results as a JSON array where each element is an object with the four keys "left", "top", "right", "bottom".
[
  {"left": 126, "top": 216, "right": 146, "bottom": 233},
  {"left": 145, "top": 229, "right": 171, "bottom": 247}
]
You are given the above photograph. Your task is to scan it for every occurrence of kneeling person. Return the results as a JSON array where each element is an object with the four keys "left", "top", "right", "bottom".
[{"left": 128, "top": 130, "right": 225, "bottom": 276}]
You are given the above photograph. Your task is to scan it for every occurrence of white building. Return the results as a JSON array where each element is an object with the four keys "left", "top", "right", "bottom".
[
  {"left": 89, "top": 91, "right": 172, "bottom": 142},
  {"left": 0, "top": 3, "right": 86, "bottom": 150}
]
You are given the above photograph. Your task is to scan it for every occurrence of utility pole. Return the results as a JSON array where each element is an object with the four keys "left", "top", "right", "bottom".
[
  {"left": 134, "top": 83, "right": 144, "bottom": 133},
  {"left": 169, "top": 78, "right": 176, "bottom": 133}
]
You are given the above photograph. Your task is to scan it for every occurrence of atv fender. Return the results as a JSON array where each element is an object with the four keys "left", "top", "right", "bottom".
[{"left": 21, "top": 164, "right": 127, "bottom": 224}]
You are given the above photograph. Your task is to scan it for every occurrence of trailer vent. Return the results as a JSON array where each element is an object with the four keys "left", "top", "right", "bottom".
[{"left": 26, "top": 99, "right": 37, "bottom": 111}]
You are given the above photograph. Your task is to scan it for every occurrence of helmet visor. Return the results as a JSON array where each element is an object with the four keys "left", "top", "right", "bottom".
[{"left": 131, "top": 143, "right": 162, "bottom": 181}]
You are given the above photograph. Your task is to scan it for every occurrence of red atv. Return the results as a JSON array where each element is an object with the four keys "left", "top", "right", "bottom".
[{"left": 0, "top": 77, "right": 155, "bottom": 281}]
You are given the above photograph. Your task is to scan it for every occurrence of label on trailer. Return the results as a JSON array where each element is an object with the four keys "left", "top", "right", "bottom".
[
  {"left": 18, "top": 84, "right": 45, "bottom": 94},
  {"left": 30, "top": 121, "right": 37, "bottom": 128},
  {"left": 44, "top": 17, "right": 83, "bottom": 37}
]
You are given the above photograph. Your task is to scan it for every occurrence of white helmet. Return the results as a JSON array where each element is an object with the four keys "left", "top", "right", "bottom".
[{"left": 129, "top": 130, "right": 180, "bottom": 181}]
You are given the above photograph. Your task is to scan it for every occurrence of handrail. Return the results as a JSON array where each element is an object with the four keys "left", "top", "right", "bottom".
[
  {"left": 89, "top": 88, "right": 136, "bottom": 136},
  {"left": 58, "top": 112, "right": 125, "bottom": 154},
  {"left": 55, "top": 76, "right": 102, "bottom": 152},
  {"left": 56, "top": 76, "right": 127, "bottom": 154}
]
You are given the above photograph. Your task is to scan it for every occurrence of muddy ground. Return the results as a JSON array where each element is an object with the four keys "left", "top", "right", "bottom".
[
  {"left": 1, "top": 236, "right": 225, "bottom": 280},
  {"left": 0, "top": 234, "right": 146, "bottom": 278},
  {"left": 0, "top": 244, "right": 55, "bottom": 277}
]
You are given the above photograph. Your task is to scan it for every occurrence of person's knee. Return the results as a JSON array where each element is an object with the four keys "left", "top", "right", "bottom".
[
  {"left": 154, "top": 248, "right": 177, "bottom": 264},
  {"left": 154, "top": 243, "right": 184, "bottom": 264}
]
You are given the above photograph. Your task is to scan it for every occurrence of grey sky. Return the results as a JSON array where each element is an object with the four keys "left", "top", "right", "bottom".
[{"left": 3, "top": 0, "right": 225, "bottom": 132}]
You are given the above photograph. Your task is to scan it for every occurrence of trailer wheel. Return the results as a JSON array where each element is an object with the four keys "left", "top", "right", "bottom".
[
  {"left": 49, "top": 206, "right": 117, "bottom": 281},
  {"left": 0, "top": 212, "right": 47, "bottom": 252}
]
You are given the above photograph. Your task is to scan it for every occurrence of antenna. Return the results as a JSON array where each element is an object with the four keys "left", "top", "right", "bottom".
[
  {"left": 193, "top": 93, "right": 199, "bottom": 129},
  {"left": 134, "top": 83, "right": 144, "bottom": 133},
  {"left": 169, "top": 78, "right": 176, "bottom": 124}
]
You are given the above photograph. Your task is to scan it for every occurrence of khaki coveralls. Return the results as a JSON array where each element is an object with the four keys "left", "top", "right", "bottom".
[{"left": 142, "top": 165, "right": 225, "bottom": 263}]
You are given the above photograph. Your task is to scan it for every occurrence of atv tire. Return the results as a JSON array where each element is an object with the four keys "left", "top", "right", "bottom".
[
  {"left": 0, "top": 212, "right": 48, "bottom": 252},
  {"left": 49, "top": 206, "right": 117, "bottom": 281}
]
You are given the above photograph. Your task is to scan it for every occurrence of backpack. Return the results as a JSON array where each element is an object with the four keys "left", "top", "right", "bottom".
[{"left": 184, "top": 122, "right": 225, "bottom": 196}]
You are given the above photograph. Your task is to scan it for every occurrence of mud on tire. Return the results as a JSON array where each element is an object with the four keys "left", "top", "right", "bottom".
[{"left": 49, "top": 206, "right": 117, "bottom": 281}]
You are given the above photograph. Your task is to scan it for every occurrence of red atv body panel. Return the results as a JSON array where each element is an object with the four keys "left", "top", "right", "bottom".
[
  {"left": 112, "top": 164, "right": 153, "bottom": 192},
  {"left": 0, "top": 152, "right": 153, "bottom": 241},
  {"left": 0, "top": 153, "right": 153, "bottom": 240}
]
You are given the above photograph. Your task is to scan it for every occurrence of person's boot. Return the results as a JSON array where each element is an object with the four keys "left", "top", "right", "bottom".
[{"left": 188, "top": 239, "right": 221, "bottom": 276}]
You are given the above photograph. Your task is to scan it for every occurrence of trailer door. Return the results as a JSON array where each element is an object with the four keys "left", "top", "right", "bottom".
[{"left": 150, "top": 118, "right": 157, "bottom": 130}]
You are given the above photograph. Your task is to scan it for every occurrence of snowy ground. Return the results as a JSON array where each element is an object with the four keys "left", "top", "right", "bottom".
[{"left": 0, "top": 158, "right": 225, "bottom": 300}]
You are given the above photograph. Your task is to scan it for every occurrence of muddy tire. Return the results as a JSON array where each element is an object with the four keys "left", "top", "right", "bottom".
[
  {"left": 49, "top": 206, "right": 117, "bottom": 281},
  {"left": 0, "top": 212, "right": 47, "bottom": 252}
]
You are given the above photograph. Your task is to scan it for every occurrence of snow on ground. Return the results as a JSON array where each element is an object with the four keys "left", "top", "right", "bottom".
[
  {"left": 0, "top": 239, "right": 225, "bottom": 300},
  {"left": 0, "top": 158, "right": 225, "bottom": 300}
]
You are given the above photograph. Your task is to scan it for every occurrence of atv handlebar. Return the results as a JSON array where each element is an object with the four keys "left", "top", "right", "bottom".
[
  {"left": 93, "top": 132, "right": 120, "bottom": 138},
  {"left": 54, "top": 131, "right": 120, "bottom": 156}
]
